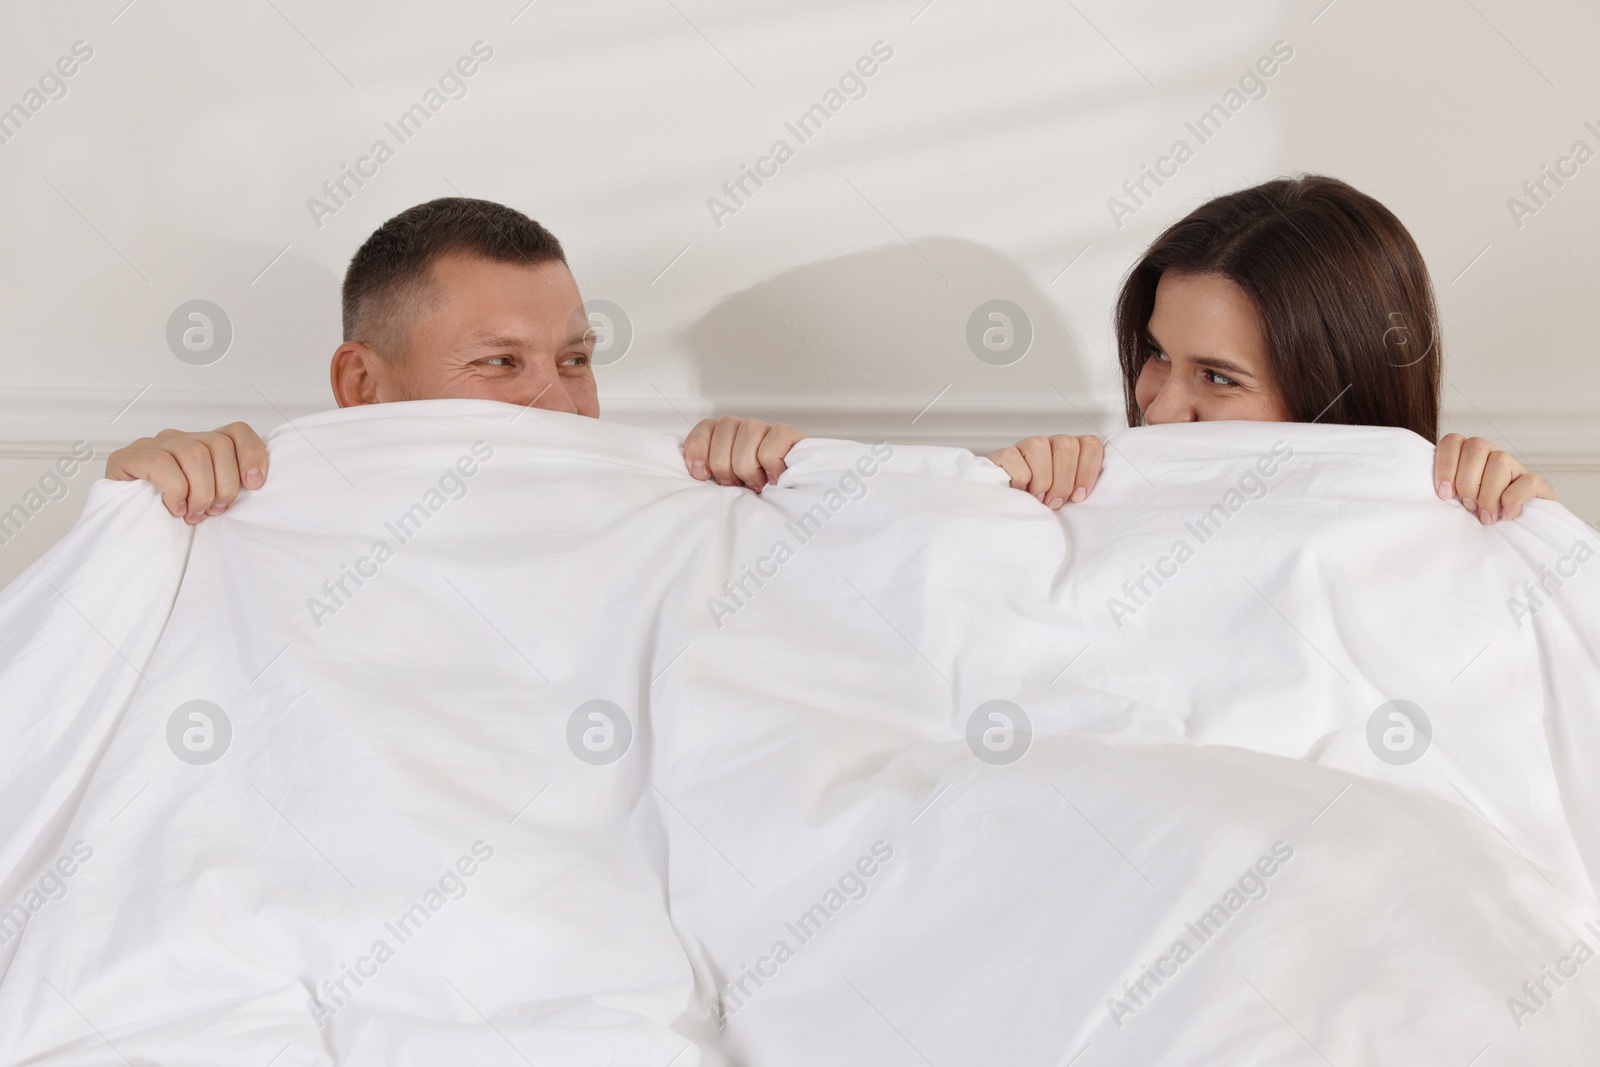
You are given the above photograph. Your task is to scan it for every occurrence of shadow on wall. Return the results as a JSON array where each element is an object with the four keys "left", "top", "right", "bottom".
[{"left": 680, "top": 239, "right": 1094, "bottom": 422}]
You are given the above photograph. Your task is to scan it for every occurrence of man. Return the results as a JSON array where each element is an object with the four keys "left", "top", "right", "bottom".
[{"left": 105, "top": 198, "right": 806, "bottom": 522}]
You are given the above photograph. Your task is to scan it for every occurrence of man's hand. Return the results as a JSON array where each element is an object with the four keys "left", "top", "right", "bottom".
[
  {"left": 988, "top": 434, "right": 1105, "bottom": 510},
  {"left": 685, "top": 417, "right": 805, "bottom": 493},
  {"left": 1434, "top": 433, "right": 1555, "bottom": 524},
  {"left": 104, "top": 423, "right": 268, "bottom": 524}
]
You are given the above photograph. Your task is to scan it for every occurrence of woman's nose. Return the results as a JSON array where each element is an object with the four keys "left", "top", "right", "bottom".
[{"left": 1143, "top": 381, "right": 1196, "bottom": 424}]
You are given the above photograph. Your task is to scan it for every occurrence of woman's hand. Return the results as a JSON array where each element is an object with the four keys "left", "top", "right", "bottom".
[
  {"left": 1434, "top": 433, "right": 1555, "bottom": 524},
  {"left": 987, "top": 435, "right": 1104, "bottom": 510}
]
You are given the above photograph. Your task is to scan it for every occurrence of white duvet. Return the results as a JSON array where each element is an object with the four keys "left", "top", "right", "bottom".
[{"left": 1, "top": 400, "right": 1597, "bottom": 1065}]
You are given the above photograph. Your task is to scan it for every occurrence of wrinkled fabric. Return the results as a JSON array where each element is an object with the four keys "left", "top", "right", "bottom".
[{"left": 1, "top": 400, "right": 1596, "bottom": 1065}]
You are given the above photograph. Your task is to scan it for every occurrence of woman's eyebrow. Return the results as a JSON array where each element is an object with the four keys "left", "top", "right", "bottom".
[
  {"left": 1148, "top": 327, "right": 1261, "bottom": 382},
  {"left": 1197, "top": 356, "right": 1258, "bottom": 380}
]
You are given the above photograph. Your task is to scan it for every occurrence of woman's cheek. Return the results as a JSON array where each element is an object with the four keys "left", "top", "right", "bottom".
[{"left": 1252, "top": 386, "right": 1295, "bottom": 423}]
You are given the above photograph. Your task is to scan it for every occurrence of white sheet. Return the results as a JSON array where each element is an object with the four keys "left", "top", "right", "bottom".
[{"left": 1, "top": 400, "right": 1596, "bottom": 1065}]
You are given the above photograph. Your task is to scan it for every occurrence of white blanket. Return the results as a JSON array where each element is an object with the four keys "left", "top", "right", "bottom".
[{"left": 1, "top": 400, "right": 1597, "bottom": 1065}]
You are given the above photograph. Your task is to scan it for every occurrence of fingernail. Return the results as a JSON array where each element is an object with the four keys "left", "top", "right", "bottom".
[
  {"left": 1478, "top": 509, "right": 1492, "bottom": 525},
  {"left": 245, "top": 468, "right": 263, "bottom": 489},
  {"left": 1462, "top": 498, "right": 1477, "bottom": 512},
  {"left": 1047, "top": 497, "right": 1065, "bottom": 510},
  {"left": 1034, "top": 491, "right": 1046, "bottom": 502},
  {"left": 1072, "top": 487, "right": 1088, "bottom": 503},
  {"left": 174, "top": 502, "right": 187, "bottom": 517},
  {"left": 693, "top": 462, "right": 708, "bottom": 478},
  {"left": 1437, "top": 480, "right": 1452, "bottom": 500},
  {"left": 207, "top": 505, "right": 225, "bottom": 515}
]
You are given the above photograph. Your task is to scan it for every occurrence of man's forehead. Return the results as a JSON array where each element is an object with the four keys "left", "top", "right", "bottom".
[{"left": 427, "top": 255, "right": 588, "bottom": 346}]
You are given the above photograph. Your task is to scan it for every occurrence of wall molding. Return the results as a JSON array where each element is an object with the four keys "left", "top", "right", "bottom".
[{"left": 0, "top": 387, "right": 1595, "bottom": 472}]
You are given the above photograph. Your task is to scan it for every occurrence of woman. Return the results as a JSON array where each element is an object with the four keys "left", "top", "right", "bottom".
[{"left": 990, "top": 175, "right": 1555, "bottom": 524}]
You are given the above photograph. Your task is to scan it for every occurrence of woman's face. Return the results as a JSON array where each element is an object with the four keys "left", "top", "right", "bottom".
[{"left": 1134, "top": 272, "right": 1293, "bottom": 425}]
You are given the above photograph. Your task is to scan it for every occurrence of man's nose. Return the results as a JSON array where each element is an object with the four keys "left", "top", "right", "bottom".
[
  {"left": 1143, "top": 380, "right": 1196, "bottom": 425},
  {"left": 519, "top": 364, "right": 578, "bottom": 414}
]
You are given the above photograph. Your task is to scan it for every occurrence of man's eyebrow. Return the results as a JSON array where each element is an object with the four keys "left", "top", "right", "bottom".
[
  {"left": 463, "top": 334, "right": 530, "bottom": 350},
  {"left": 460, "top": 329, "right": 594, "bottom": 351}
]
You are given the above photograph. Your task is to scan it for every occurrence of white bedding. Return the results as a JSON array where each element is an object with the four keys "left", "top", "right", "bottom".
[{"left": 1, "top": 400, "right": 1596, "bottom": 1065}]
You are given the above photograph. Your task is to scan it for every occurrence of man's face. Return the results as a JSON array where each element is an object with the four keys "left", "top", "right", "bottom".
[{"left": 366, "top": 252, "right": 600, "bottom": 418}]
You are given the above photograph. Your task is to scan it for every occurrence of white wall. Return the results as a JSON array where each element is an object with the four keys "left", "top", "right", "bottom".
[{"left": 3, "top": 0, "right": 1598, "bottom": 587}]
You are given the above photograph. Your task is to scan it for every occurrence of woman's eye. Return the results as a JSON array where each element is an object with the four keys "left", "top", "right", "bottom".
[
  {"left": 1204, "top": 369, "right": 1238, "bottom": 387},
  {"left": 1148, "top": 349, "right": 1170, "bottom": 364}
]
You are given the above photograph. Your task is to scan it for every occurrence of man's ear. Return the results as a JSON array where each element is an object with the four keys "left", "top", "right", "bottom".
[{"left": 330, "top": 342, "right": 387, "bottom": 408}]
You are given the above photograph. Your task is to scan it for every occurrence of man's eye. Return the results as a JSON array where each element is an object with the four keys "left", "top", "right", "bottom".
[
  {"left": 479, "top": 356, "right": 514, "bottom": 367},
  {"left": 561, "top": 354, "right": 592, "bottom": 368}
]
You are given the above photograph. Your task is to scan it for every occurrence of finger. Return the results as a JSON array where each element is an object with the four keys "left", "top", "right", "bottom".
[
  {"left": 1452, "top": 437, "right": 1494, "bottom": 514},
  {"left": 1476, "top": 451, "right": 1523, "bottom": 524},
  {"left": 729, "top": 420, "right": 770, "bottom": 491},
  {"left": 103, "top": 441, "right": 150, "bottom": 482},
  {"left": 218, "top": 422, "right": 269, "bottom": 490},
  {"left": 1499, "top": 472, "right": 1555, "bottom": 521},
  {"left": 1016, "top": 437, "right": 1052, "bottom": 499},
  {"left": 1073, "top": 436, "right": 1105, "bottom": 502},
  {"left": 755, "top": 423, "right": 804, "bottom": 488},
  {"left": 986, "top": 447, "right": 1030, "bottom": 489},
  {"left": 1433, "top": 433, "right": 1465, "bottom": 500},
  {"left": 1044, "top": 436, "right": 1081, "bottom": 510},
  {"left": 199, "top": 431, "right": 242, "bottom": 514},
  {"left": 163, "top": 437, "right": 217, "bottom": 524},
  {"left": 109, "top": 448, "right": 191, "bottom": 518},
  {"left": 707, "top": 416, "right": 743, "bottom": 486},
  {"left": 684, "top": 419, "right": 717, "bottom": 480}
]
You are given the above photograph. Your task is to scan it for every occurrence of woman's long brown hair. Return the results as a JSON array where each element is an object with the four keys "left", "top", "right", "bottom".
[{"left": 1115, "top": 175, "right": 1441, "bottom": 442}]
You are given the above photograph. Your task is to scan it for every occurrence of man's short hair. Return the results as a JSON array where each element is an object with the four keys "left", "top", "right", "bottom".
[{"left": 342, "top": 197, "right": 566, "bottom": 360}]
